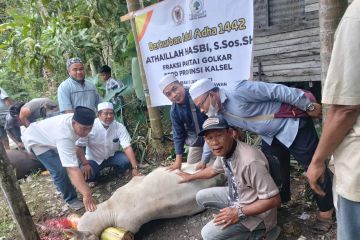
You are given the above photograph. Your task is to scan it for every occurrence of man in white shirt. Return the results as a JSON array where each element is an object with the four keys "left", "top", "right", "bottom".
[
  {"left": 76, "top": 102, "right": 141, "bottom": 184},
  {"left": 21, "top": 106, "right": 96, "bottom": 211}
]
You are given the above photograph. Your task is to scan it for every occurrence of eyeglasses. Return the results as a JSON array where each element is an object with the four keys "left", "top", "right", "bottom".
[{"left": 196, "top": 94, "right": 209, "bottom": 109}]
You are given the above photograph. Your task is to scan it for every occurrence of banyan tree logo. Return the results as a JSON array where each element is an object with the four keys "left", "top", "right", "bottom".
[
  {"left": 172, "top": 5, "right": 184, "bottom": 25},
  {"left": 189, "top": 0, "right": 206, "bottom": 20}
]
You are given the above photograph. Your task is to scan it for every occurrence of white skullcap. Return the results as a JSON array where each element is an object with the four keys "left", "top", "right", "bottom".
[
  {"left": 189, "top": 78, "right": 215, "bottom": 100},
  {"left": 98, "top": 102, "right": 113, "bottom": 111},
  {"left": 158, "top": 74, "right": 179, "bottom": 92}
]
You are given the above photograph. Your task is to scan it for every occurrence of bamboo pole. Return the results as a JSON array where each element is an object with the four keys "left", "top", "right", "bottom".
[
  {"left": 0, "top": 144, "right": 39, "bottom": 240},
  {"left": 125, "top": 0, "right": 164, "bottom": 142}
]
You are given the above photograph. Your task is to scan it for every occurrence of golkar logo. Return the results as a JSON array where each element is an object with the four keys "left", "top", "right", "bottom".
[
  {"left": 189, "top": 0, "right": 206, "bottom": 20},
  {"left": 172, "top": 5, "right": 185, "bottom": 25}
]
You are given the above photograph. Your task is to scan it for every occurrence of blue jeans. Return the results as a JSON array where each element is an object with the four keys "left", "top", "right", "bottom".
[
  {"left": 262, "top": 118, "right": 333, "bottom": 212},
  {"left": 35, "top": 150, "right": 77, "bottom": 204},
  {"left": 196, "top": 187, "right": 266, "bottom": 240},
  {"left": 337, "top": 195, "right": 360, "bottom": 240},
  {"left": 84, "top": 151, "right": 131, "bottom": 182}
]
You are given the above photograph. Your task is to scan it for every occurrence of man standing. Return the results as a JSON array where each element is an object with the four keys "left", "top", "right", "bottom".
[
  {"left": 76, "top": 102, "right": 141, "bottom": 184},
  {"left": 177, "top": 116, "right": 281, "bottom": 240},
  {"left": 189, "top": 78, "right": 334, "bottom": 232},
  {"left": 307, "top": 0, "right": 360, "bottom": 239},
  {"left": 99, "top": 65, "right": 124, "bottom": 97},
  {"left": 21, "top": 106, "right": 97, "bottom": 211},
  {"left": 58, "top": 57, "right": 100, "bottom": 113},
  {"left": 159, "top": 75, "right": 212, "bottom": 171},
  {"left": 0, "top": 87, "right": 12, "bottom": 148}
]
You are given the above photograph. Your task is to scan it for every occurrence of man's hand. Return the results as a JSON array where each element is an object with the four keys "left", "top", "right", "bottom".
[
  {"left": 307, "top": 103, "right": 322, "bottom": 118},
  {"left": 306, "top": 161, "right": 326, "bottom": 197},
  {"left": 195, "top": 161, "right": 206, "bottom": 170},
  {"left": 82, "top": 164, "right": 93, "bottom": 181},
  {"left": 16, "top": 142, "right": 24, "bottom": 149},
  {"left": 83, "top": 193, "right": 97, "bottom": 212},
  {"left": 176, "top": 171, "right": 193, "bottom": 183},
  {"left": 166, "top": 161, "right": 181, "bottom": 171},
  {"left": 132, "top": 168, "right": 142, "bottom": 177},
  {"left": 213, "top": 207, "right": 239, "bottom": 229}
]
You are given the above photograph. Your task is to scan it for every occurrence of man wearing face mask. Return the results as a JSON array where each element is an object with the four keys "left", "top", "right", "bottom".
[
  {"left": 58, "top": 57, "right": 101, "bottom": 113},
  {"left": 159, "top": 75, "right": 212, "bottom": 171},
  {"left": 189, "top": 78, "right": 334, "bottom": 233},
  {"left": 76, "top": 102, "right": 141, "bottom": 186}
]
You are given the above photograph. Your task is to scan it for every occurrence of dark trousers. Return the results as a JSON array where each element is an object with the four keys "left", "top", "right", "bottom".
[{"left": 261, "top": 118, "right": 333, "bottom": 212}]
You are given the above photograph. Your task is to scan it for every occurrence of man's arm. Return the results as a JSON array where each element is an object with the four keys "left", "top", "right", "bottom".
[
  {"left": 57, "top": 83, "right": 73, "bottom": 112},
  {"left": 215, "top": 160, "right": 281, "bottom": 229},
  {"left": 66, "top": 167, "right": 96, "bottom": 212},
  {"left": 176, "top": 166, "right": 218, "bottom": 183},
  {"left": 123, "top": 146, "right": 141, "bottom": 176},
  {"left": 168, "top": 110, "right": 187, "bottom": 171},
  {"left": 214, "top": 194, "right": 281, "bottom": 229},
  {"left": 237, "top": 80, "right": 314, "bottom": 111},
  {"left": 196, "top": 142, "right": 212, "bottom": 170},
  {"left": 75, "top": 146, "right": 93, "bottom": 181},
  {"left": 307, "top": 104, "right": 360, "bottom": 195},
  {"left": 19, "top": 107, "right": 32, "bottom": 127},
  {"left": 6, "top": 129, "right": 23, "bottom": 149}
]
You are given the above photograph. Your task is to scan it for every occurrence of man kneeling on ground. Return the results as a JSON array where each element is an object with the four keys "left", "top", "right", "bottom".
[
  {"left": 177, "top": 116, "right": 281, "bottom": 240},
  {"left": 76, "top": 102, "right": 141, "bottom": 186}
]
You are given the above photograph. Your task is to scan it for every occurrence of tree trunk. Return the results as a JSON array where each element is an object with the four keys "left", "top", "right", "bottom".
[
  {"left": 126, "top": 0, "right": 164, "bottom": 144},
  {"left": 319, "top": 0, "right": 348, "bottom": 86},
  {"left": 319, "top": 0, "right": 348, "bottom": 120},
  {"left": 89, "top": 59, "right": 98, "bottom": 77},
  {"left": 42, "top": 66, "right": 56, "bottom": 98},
  {"left": 0, "top": 144, "right": 39, "bottom": 240}
]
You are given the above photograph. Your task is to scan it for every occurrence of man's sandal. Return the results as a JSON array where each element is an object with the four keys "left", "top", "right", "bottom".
[{"left": 311, "top": 217, "right": 334, "bottom": 233}]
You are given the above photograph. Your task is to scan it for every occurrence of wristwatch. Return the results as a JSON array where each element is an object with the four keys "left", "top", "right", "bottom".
[
  {"left": 237, "top": 207, "right": 247, "bottom": 221},
  {"left": 132, "top": 165, "right": 139, "bottom": 170},
  {"left": 306, "top": 103, "right": 315, "bottom": 112}
]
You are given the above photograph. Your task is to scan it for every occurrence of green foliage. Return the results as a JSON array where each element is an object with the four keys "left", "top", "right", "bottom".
[{"left": 0, "top": 0, "right": 134, "bottom": 99}]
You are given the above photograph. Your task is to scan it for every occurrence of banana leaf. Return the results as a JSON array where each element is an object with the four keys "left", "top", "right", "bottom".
[{"left": 131, "top": 57, "right": 144, "bottom": 100}]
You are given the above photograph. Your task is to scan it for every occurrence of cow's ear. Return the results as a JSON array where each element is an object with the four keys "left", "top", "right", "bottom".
[{"left": 64, "top": 228, "right": 99, "bottom": 240}]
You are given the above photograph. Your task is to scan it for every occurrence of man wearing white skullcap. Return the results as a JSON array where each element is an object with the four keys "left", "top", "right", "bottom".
[
  {"left": 189, "top": 78, "right": 335, "bottom": 229},
  {"left": 76, "top": 102, "right": 141, "bottom": 185},
  {"left": 158, "top": 74, "right": 212, "bottom": 171}
]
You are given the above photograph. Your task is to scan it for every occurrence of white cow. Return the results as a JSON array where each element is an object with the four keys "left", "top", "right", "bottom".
[{"left": 76, "top": 164, "right": 224, "bottom": 238}]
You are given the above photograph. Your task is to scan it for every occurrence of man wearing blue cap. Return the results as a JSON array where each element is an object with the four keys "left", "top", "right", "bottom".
[
  {"left": 177, "top": 116, "right": 281, "bottom": 240},
  {"left": 189, "top": 78, "right": 334, "bottom": 232},
  {"left": 22, "top": 106, "right": 97, "bottom": 211},
  {"left": 58, "top": 57, "right": 100, "bottom": 113}
]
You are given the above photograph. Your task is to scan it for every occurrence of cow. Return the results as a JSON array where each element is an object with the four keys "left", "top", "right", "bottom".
[
  {"left": 75, "top": 163, "right": 224, "bottom": 238},
  {"left": 7, "top": 149, "right": 45, "bottom": 179}
]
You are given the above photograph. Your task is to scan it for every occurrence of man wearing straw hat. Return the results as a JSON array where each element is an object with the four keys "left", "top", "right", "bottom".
[{"left": 76, "top": 102, "right": 141, "bottom": 186}]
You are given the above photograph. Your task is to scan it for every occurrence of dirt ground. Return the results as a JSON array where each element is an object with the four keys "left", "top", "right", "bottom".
[{"left": 0, "top": 162, "right": 336, "bottom": 240}]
